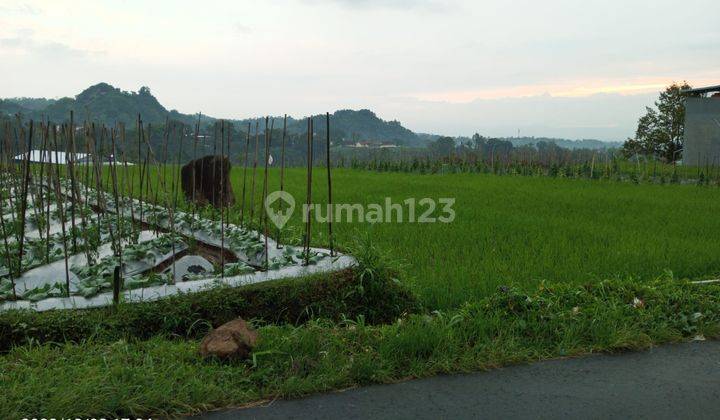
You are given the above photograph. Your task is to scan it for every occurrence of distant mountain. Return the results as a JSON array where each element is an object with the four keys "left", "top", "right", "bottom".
[
  {"left": 0, "top": 83, "right": 617, "bottom": 149},
  {"left": 0, "top": 83, "right": 205, "bottom": 127},
  {"left": 0, "top": 83, "right": 417, "bottom": 143},
  {"left": 233, "top": 109, "right": 418, "bottom": 143},
  {"left": 3, "top": 97, "right": 57, "bottom": 111}
]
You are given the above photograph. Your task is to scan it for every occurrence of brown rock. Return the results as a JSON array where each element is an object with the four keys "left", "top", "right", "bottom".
[
  {"left": 199, "top": 318, "right": 258, "bottom": 359},
  {"left": 181, "top": 155, "right": 235, "bottom": 208}
]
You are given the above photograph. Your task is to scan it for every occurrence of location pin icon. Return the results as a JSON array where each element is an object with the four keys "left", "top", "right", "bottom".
[{"left": 265, "top": 190, "right": 295, "bottom": 229}]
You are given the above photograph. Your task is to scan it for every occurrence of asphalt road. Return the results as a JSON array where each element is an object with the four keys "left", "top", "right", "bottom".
[{"left": 196, "top": 340, "right": 720, "bottom": 420}]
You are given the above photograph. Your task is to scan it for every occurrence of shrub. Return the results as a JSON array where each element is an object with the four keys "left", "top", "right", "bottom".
[{"left": 0, "top": 267, "right": 420, "bottom": 351}]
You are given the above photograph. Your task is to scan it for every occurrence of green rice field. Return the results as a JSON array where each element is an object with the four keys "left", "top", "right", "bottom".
[{"left": 134, "top": 167, "right": 720, "bottom": 309}]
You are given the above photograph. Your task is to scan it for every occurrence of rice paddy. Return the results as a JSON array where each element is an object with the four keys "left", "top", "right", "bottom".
[{"left": 115, "top": 165, "right": 720, "bottom": 310}]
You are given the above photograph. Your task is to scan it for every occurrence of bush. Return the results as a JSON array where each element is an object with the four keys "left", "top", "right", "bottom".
[{"left": 0, "top": 267, "right": 420, "bottom": 351}]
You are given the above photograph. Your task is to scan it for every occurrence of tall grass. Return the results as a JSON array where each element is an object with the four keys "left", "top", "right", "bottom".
[{"left": 3, "top": 276, "right": 719, "bottom": 418}]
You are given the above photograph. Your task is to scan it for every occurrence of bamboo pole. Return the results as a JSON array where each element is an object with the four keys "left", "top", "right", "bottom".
[
  {"left": 262, "top": 117, "right": 272, "bottom": 269},
  {"left": 120, "top": 123, "right": 135, "bottom": 239},
  {"left": 304, "top": 118, "right": 314, "bottom": 265},
  {"left": 220, "top": 120, "right": 225, "bottom": 279},
  {"left": 137, "top": 115, "right": 145, "bottom": 225},
  {"left": 260, "top": 118, "right": 274, "bottom": 229},
  {"left": 225, "top": 121, "right": 231, "bottom": 228},
  {"left": 170, "top": 122, "right": 185, "bottom": 283},
  {"left": 46, "top": 131, "right": 54, "bottom": 265},
  {"left": 67, "top": 117, "right": 78, "bottom": 253},
  {"left": 16, "top": 120, "right": 33, "bottom": 274},
  {"left": 325, "top": 112, "right": 334, "bottom": 257},
  {"left": 211, "top": 122, "right": 218, "bottom": 208},
  {"left": 109, "top": 129, "right": 123, "bottom": 269},
  {"left": 240, "top": 123, "right": 250, "bottom": 227},
  {"left": 52, "top": 126, "right": 71, "bottom": 297},
  {"left": 0, "top": 178, "right": 16, "bottom": 299},
  {"left": 276, "top": 115, "right": 287, "bottom": 248},
  {"left": 191, "top": 114, "right": 200, "bottom": 219},
  {"left": 249, "top": 120, "right": 259, "bottom": 226}
]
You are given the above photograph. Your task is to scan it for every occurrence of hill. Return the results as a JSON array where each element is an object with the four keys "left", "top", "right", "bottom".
[
  {"left": 0, "top": 83, "right": 618, "bottom": 148},
  {"left": 0, "top": 83, "right": 417, "bottom": 143},
  {"left": 0, "top": 83, "right": 205, "bottom": 127}
]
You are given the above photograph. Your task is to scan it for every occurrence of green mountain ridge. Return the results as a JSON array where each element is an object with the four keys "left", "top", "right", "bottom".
[
  {"left": 0, "top": 83, "right": 418, "bottom": 143},
  {"left": 0, "top": 83, "right": 617, "bottom": 148}
]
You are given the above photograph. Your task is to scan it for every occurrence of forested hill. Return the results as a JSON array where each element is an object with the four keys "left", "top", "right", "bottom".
[
  {"left": 0, "top": 83, "right": 207, "bottom": 127},
  {"left": 0, "top": 83, "right": 417, "bottom": 143},
  {"left": 234, "top": 109, "right": 418, "bottom": 144}
]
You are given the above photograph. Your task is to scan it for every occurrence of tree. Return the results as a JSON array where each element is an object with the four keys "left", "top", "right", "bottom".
[
  {"left": 429, "top": 136, "right": 456, "bottom": 157},
  {"left": 471, "top": 133, "right": 486, "bottom": 150},
  {"left": 622, "top": 82, "right": 691, "bottom": 162}
]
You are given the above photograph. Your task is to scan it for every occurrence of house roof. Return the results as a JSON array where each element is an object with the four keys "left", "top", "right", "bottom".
[
  {"left": 683, "top": 84, "right": 720, "bottom": 95},
  {"left": 13, "top": 150, "right": 90, "bottom": 164}
]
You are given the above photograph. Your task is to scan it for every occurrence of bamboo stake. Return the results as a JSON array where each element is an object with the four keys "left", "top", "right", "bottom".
[
  {"left": 249, "top": 120, "right": 259, "bottom": 226},
  {"left": 304, "top": 118, "right": 314, "bottom": 265},
  {"left": 17, "top": 120, "right": 33, "bottom": 274},
  {"left": 34, "top": 123, "right": 49, "bottom": 242},
  {"left": 46, "top": 133, "right": 54, "bottom": 265},
  {"left": 99, "top": 127, "right": 120, "bottom": 255},
  {"left": 262, "top": 117, "right": 272, "bottom": 269},
  {"left": 326, "top": 112, "right": 334, "bottom": 257},
  {"left": 109, "top": 129, "right": 123, "bottom": 269},
  {"left": 220, "top": 121, "right": 225, "bottom": 279},
  {"left": 170, "top": 123, "right": 185, "bottom": 283},
  {"left": 225, "top": 121, "right": 231, "bottom": 228},
  {"left": 137, "top": 115, "right": 145, "bottom": 225},
  {"left": 67, "top": 117, "right": 78, "bottom": 253},
  {"left": 191, "top": 114, "right": 200, "bottom": 219},
  {"left": 277, "top": 115, "right": 287, "bottom": 248},
  {"left": 212, "top": 122, "right": 218, "bottom": 208},
  {"left": 120, "top": 123, "right": 135, "bottom": 239},
  {"left": 0, "top": 179, "right": 16, "bottom": 299},
  {"left": 260, "top": 118, "right": 274, "bottom": 229},
  {"left": 52, "top": 126, "right": 71, "bottom": 297},
  {"left": 240, "top": 123, "right": 250, "bottom": 227},
  {"left": 25, "top": 126, "right": 43, "bottom": 243}
]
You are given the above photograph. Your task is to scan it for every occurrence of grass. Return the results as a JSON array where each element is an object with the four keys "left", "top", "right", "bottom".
[
  {"left": 6, "top": 165, "right": 720, "bottom": 417},
  {"left": 38, "top": 164, "right": 720, "bottom": 309},
  {"left": 2, "top": 274, "right": 719, "bottom": 418},
  {"left": 141, "top": 167, "right": 720, "bottom": 309},
  {"left": 0, "top": 266, "right": 418, "bottom": 351}
]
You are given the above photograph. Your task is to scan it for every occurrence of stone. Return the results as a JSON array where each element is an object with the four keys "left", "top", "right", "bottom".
[
  {"left": 199, "top": 318, "right": 258, "bottom": 359},
  {"left": 181, "top": 155, "right": 235, "bottom": 208},
  {"left": 163, "top": 255, "right": 214, "bottom": 282}
]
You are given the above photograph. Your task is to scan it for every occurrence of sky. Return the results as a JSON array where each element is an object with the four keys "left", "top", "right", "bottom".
[{"left": 0, "top": 0, "right": 718, "bottom": 141}]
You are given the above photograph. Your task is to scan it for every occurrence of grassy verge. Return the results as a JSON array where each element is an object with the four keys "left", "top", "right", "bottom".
[
  {"left": 0, "top": 265, "right": 418, "bottom": 352},
  {"left": 2, "top": 274, "right": 718, "bottom": 418}
]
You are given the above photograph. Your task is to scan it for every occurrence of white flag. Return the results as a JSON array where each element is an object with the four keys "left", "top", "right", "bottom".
[{"left": 268, "top": 154, "right": 274, "bottom": 165}]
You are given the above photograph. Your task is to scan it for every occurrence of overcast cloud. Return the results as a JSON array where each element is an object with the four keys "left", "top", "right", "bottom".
[{"left": 0, "top": 0, "right": 718, "bottom": 140}]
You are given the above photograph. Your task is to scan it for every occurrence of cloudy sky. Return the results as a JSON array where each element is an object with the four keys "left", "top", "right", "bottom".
[{"left": 1, "top": 0, "right": 718, "bottom": 141}]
